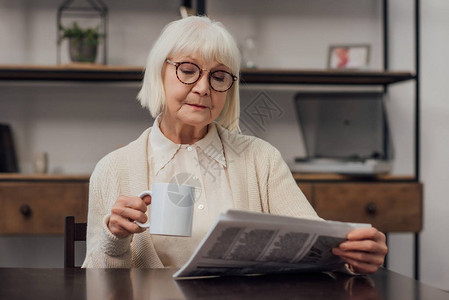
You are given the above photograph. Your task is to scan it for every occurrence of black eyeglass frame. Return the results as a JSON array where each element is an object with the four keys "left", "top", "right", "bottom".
[{"left": 165, "top": 59, "right": 238, "bottom": 92}]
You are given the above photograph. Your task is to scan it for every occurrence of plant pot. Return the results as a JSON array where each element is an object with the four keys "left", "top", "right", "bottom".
[{"left": 68, "top": 37, "right": 98, "bottom": 63}]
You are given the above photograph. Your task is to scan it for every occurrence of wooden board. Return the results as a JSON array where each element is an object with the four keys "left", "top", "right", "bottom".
[
  {"left": 312, "top": 182, "right": 422, "bottom": 232},
  {"left": 0, "top": 64, "right": 414, "bottom": 85},
  {"left": 0, "top": 181, "right": 88, "bottom": 234}
]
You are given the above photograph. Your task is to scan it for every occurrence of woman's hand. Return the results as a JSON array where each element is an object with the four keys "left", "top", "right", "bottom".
[
  {"left": 332, "top": 227, "right": 388, "bottom": 274},
  {"left": 108, "top": 194, "right": 152, "bottom": 239}
]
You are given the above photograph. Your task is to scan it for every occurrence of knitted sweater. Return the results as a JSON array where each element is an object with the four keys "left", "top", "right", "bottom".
[{"left": 82, "top": 124, "right": 319, "bottom": 268}]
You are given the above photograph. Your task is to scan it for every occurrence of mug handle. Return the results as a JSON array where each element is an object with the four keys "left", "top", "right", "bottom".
[{"left": 134, "top": 190, "right": 152, "bottom": 228}]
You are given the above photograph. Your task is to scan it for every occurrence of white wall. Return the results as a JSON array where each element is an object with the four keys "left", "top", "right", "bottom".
[
  {"left": 420, "top": 0, "right": 449, "bottom": 290},
  {"left": 0, "top": 0, "right": 448, "bottom": 290}
]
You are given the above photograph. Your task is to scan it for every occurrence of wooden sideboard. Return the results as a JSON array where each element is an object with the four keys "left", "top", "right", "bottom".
[
  {"left": 295, "top": 174, "right": 422, "bottom": 233},
  {"left": 0, "top": 174, "right": 88, "bottom": 235},
  {"left": 0, "top": 173, "right": 422, "bottom": 234}
]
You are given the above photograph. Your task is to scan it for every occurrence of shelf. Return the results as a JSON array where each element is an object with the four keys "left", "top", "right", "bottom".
[
  {"left": 241, "top": 69, "right": 414, "bottom": 85},
  {"left": 0, "top": 173, "right": 89, "bottom": 182},
  {"left": 0, "top": 64, "right": 414, "bottom": 85},
  {"left": 0, "top": 173, "right": 415, "bottom": 183},
  {"left": 0, "top": 64, "right": 143, "bottom": 82},
  {"left": 293, "top": 173, "right": 417, "bottom": 182}
]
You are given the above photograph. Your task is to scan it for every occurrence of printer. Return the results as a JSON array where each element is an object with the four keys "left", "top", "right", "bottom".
[{"left": 289, "top": 91, "right": 393, "bottom": 175}]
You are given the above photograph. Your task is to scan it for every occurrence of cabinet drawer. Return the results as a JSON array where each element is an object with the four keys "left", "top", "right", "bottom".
[
  {"left": 0, "top": 181, "right": 88, "bottom": 234},
  {"left": 313, "top": 183, "right": 422, "bottom": 232}
]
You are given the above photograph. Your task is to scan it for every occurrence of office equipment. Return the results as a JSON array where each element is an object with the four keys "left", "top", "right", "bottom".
[{"left": 291, "top": 92, "right": 392, "bottom": 175}]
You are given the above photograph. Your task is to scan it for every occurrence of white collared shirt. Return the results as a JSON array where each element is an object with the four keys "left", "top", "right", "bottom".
[{"left": 147, "top": 117, "right": 234, "bottom": 267}]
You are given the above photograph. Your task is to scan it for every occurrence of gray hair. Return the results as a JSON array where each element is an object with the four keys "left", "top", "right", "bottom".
[{"left": 137, "top": 16, "right": 241, "bottom": 132}]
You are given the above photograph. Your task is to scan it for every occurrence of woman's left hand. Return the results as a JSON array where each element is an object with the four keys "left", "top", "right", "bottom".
[{"left": 332, "top": 227, "right": 388, "bottom": 274}]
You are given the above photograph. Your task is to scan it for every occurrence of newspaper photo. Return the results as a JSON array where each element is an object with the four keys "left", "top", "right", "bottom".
[{"left": 173, "top": 210, "right": 371, "bottom": 279}]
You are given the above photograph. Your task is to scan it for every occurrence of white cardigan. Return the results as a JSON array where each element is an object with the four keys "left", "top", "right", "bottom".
[{"left": 82, "top": 124, "right": 319, "bottom": 268}]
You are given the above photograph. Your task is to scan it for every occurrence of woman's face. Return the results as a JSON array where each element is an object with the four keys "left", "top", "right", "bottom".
[{"left": 162, "top": 53, "right": 230, "bottom": 130}]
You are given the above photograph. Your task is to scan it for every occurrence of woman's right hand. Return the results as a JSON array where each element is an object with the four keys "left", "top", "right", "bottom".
[{"left": 107, "top": 194, "right": 152, "bottom": 239}]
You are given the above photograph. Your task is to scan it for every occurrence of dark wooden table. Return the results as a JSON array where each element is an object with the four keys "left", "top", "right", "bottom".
[{"left": 0, "top": 267, "right": 448, "bottom": 300}]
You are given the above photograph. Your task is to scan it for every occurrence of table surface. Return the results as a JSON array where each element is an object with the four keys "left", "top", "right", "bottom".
[{"left": 0, "top": 267, "right": 448, "bottom": 300}]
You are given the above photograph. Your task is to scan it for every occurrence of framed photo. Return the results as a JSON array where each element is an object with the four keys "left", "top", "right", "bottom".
[{"left": 328, "top": 44, "right": 370, "bottom": 70}]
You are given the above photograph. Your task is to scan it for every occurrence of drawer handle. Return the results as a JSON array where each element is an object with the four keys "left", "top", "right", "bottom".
[
  {"left": 20, "top": 205, "right": 32, "bottom": 218},
  {"left": 365, "top": 202, "right": 377, "bottom": 215}
]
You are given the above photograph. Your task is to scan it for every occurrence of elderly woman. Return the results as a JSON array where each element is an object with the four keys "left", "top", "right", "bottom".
[{"left": 82, "top": 16, "right": 387, "bottom": 274}]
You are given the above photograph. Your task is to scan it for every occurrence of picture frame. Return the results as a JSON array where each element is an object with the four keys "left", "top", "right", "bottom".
[{"left": 328, "top": 44, "right": 370, "bottom": 70}]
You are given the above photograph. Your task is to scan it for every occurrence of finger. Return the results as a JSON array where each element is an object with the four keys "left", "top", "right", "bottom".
[
  {"left": 337, "top": 255, "right": 380, "bottom": 274},
  {"left": 119, "top": 218, "right": 146, "bottom": 234},
  {"left": 116, "top": 195, "right": 148, "bottom": 213},
  {"left": 111, "top": 214, "right": 146, "bottom": 234},
  {"left": 339, "top": 239, "right": 388, "bottom": 255},
  {"left": 333, "top": 248, "right": 385, "bottom": 266},
  {"left": 347, "top": 227, "right": 385, "bottom": 242},
  {"left": 111, "top": 222, "right": 146, "bottom": 238},
  {"left": 141, "top": 195, "right": 152, "bottom": 206},
  {"left": 111, "top": 206, "right": 148, "bottom": 224},
  {"left": 108, "top": 215, "right": 133, "bottom": 238},
  {"left": 135, "top": 226, "right": 147, "bottom": 234}
]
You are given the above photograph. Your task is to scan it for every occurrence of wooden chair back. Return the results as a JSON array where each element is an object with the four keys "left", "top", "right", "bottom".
[{"left": 64, "top": 216, "right": 87, "bottom": 268}]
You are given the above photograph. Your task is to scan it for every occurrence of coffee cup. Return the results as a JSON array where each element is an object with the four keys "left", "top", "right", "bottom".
[{"left": 135, "top": 183, "right": 195, "bottom": 237}]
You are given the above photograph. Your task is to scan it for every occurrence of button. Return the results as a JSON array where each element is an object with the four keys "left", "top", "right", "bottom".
[
  {"left": 187, "top": 146, "right": 193, "bottom": 151},
  {"left": 198, "top": 204, "right": 204, "bottom": 210},
  {"left": 192, "top": 175, "right": 198, "bottom": 180}
]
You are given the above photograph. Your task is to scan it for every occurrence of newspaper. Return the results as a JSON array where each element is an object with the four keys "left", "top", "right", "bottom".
[{"left": 173, "top": 210, "right": 371, "bottom": 279}]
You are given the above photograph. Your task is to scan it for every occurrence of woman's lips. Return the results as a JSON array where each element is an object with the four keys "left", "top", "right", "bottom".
[{"left": 187, "top": 103, "right": 208, "bottom": 110}]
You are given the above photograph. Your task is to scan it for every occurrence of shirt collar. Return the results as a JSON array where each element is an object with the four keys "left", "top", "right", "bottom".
[
  {"left": 149, "top": 115, "right": 181, "bottom": 174},
  {"left": 149, "top": 116, "right": 227, "bottom": 175},
  {"left": 196, "top": 122, "right": 227, "bottom": 168}
]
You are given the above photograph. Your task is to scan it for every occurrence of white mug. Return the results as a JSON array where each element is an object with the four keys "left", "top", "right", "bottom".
[{"left": 135, "top": 183, "right": 195, "bottom": 237}]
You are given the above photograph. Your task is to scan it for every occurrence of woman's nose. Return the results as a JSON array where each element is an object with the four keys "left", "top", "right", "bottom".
[{"left": 192, "top": 72, "right": 210, "bottom": 96}]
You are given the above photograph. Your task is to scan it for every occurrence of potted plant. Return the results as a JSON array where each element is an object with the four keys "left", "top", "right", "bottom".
[{"left": 59, "top": 22, "right": 102, "bottom": 63}]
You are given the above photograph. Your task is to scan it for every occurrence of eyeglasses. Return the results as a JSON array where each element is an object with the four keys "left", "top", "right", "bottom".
[{"left": 166, "top": 59, "right": 238, "bottom": 92}]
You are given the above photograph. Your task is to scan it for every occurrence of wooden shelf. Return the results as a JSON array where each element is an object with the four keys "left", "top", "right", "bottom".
[
  {"left": 240, "top": 69, "right": 415, "bottom": 85},
  {"left": 0, "top": 64, "right": 414, "bottom": 85},
  {"left": 0, "top": 64, "right": 143, "bottom": 82},
  {"left": 293, "top": 173, "right": 417, "bottom": 182},
  {"left": 0, "top": 172, "right": 416, "bottom": 183},
  {"left": 0, "top": 173, "right": 89, "bottom": 182}
]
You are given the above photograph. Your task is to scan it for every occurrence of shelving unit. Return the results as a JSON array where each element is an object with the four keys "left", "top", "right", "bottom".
[
  {"left": 0, "top": 0, "right": 421, "bottom": 278},
  {"left": 0, "top": 173, "right": 422, "bottom": 236},
  {"left": 0, "top": 173, "right": 88, "bottom": 182},
  {"left": 0, "top": 172, "right": 418, "bottom": 183},
  {"left": 0, "top": 64, "right": 414, "bottom": 85}
]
